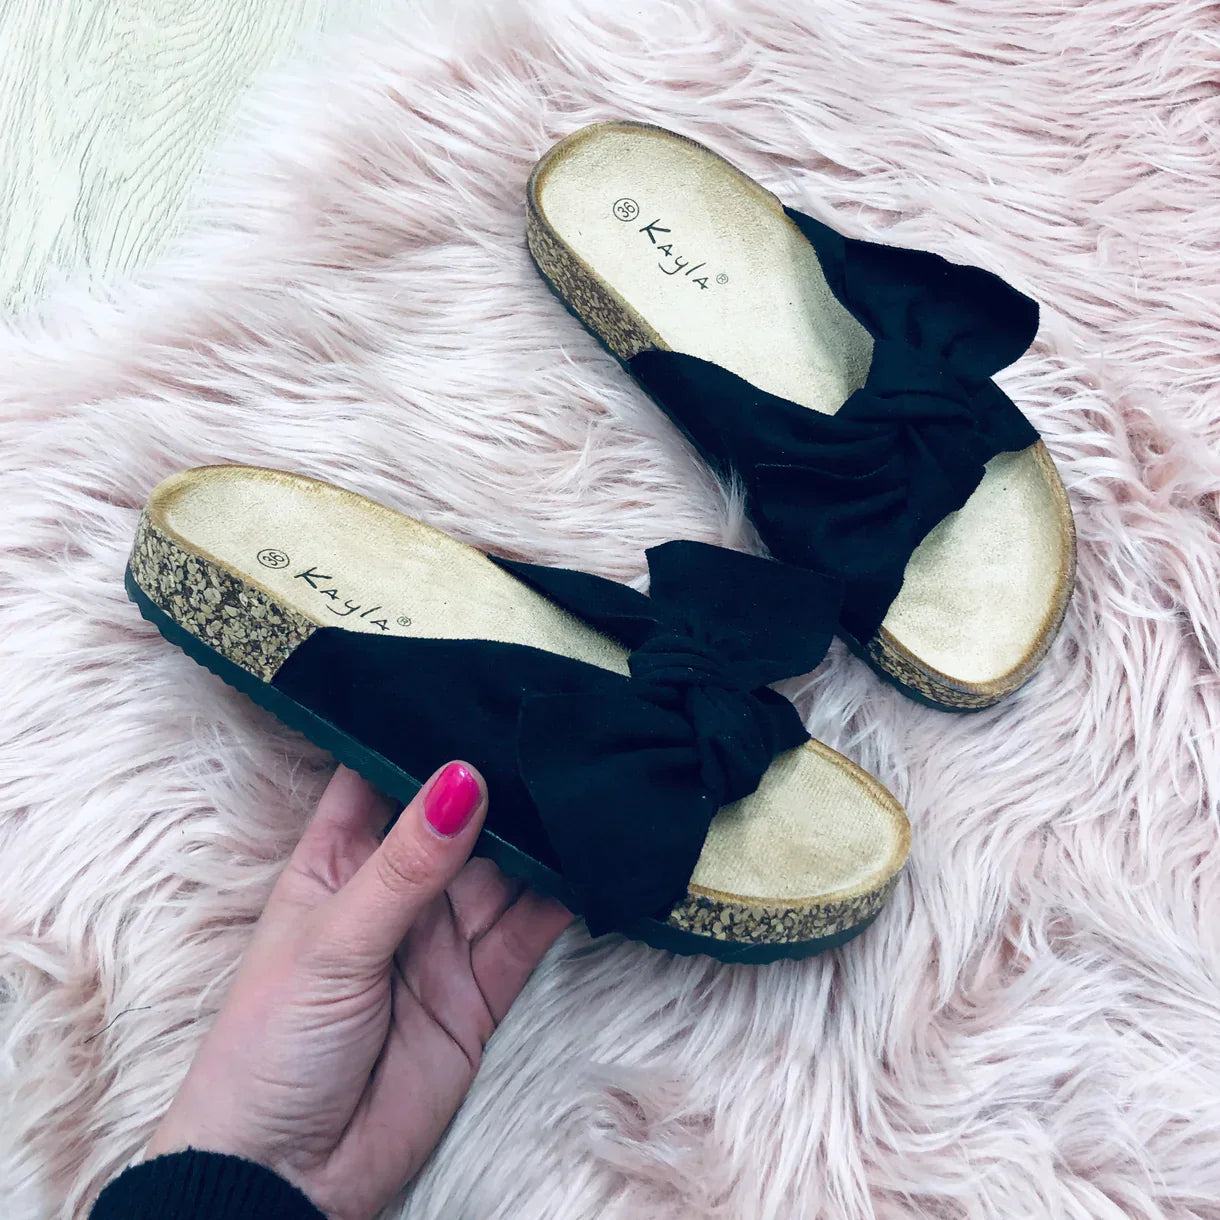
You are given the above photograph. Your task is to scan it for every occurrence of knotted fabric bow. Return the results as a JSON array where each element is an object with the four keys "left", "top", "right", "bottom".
[
  {"left": 273, "top": 542, "right": 842, "bottom": 938},
  {"left": 630, "top": 208, "right": 1040, "bottom": 642},
  {"left": 495, "top": 542, "right": 841, "bottom": 934}
]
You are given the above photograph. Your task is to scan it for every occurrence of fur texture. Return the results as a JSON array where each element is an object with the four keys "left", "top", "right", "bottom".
[{"left": 2, "top": 0, "right": 1220, "bottom": 1215}]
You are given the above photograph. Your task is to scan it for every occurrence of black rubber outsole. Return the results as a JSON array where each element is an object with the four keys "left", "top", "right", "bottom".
[
  {"left": 527, "top": 246, "right": 985, "bottom": 714},
  {"left": 126, "top": 566, "right": 877, "bottom": 963}
]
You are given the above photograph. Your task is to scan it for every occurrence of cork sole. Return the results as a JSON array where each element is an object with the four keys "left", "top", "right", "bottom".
[
  {"left": 527, "top": 121, "right": 1076, "bottom": 711},
  {"left": 128, "top": 465, "right": 910, "bottom": 962}
]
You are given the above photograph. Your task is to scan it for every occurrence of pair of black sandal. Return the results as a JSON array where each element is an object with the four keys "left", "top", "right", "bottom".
[{"left": 127, "top": 122, "right": 1075, "bottom": 962}]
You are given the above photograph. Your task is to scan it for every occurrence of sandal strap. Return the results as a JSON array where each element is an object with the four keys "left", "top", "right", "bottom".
[
  {"left": 629, "top": 209, "right": 1039, "bottom": 641},
  {"left": 276, "top": 542, "right": 840, "bottom": 934}
]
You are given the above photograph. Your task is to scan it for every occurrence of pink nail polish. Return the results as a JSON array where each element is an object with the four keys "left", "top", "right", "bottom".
[{"left": 424, "top": 763, "right": 481, "bottom": 837}]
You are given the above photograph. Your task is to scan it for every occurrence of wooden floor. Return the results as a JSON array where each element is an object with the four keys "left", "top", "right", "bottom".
[{"left": 0, "top": 0, "right": 389, "bottom": 312}]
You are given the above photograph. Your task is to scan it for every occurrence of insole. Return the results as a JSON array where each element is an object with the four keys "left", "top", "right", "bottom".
[
  {"left": 534, "top": 123, "right": 1069, "bottom": 685},
  {"left": 153, "top": 466, "right": 905, "bottom": 902}
]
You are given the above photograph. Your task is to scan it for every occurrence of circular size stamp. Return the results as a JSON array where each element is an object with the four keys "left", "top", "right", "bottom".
[
  {"left": 256, "top": 548, "right": 290, "bottom": 570},
  {"left": 611, "top": 197, "right": 640, "bottom": 222}
]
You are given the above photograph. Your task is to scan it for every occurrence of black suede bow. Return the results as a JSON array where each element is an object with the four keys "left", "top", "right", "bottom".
[
  {"left": 495, "top": 541, "right": 841, "bottom": 933},
  {"left": 272, "top": 542, "right": 842, "bottom": 938},
  {"left": 630, "top": 208, "right": 1040, "bottom": 642}
]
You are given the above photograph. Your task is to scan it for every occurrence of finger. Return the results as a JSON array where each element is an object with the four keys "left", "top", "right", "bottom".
[
  {"left": 387, "top": 861, "right": 526, "bottom": 1066},
  {"left": 324, "top": 761, "right": 487, "bottom": 966},
  {"left": 306, "top": 765, "right": 395, "bottom": 844},
  {"left": 275, "top": 767, "right": 395, "bottom": 904},
  {"left": 471, "top": 889, "right": 573, "bottom": 1023},
  {"left": 396, "top": 888, "right": 498, "bottom": 1060},
  {"left": 445, "top": 856, "right": 524, "bottom": 943}
]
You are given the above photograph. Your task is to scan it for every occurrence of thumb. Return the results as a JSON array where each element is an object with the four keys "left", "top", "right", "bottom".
[{"left": 324, "top": 761, "right": 488, "bottom": 965}]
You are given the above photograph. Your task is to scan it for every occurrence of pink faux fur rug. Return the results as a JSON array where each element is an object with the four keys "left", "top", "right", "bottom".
[{"left": 3, "top": 0, "right": 1219, "bottom": 1216}]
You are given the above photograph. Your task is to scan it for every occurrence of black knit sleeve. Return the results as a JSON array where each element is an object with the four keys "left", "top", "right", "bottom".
[{"left": 90, "top": 1149, "right": 326, "bottom": 1219}]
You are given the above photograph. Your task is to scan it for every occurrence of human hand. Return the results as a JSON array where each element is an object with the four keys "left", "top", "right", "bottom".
[{"left": 146, "top": 762, "right": 572, "bottom": 1220}]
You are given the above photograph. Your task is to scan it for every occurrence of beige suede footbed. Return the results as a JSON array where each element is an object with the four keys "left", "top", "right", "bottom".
[
  {"left": 141, "top": 466, "right": 908, "bottom": 917},
  {"left": 528, "top": 122, "right": 1075, "bottom": 700}
]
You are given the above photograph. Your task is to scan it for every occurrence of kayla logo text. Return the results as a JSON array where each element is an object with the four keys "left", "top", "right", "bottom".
[{"left": 613, "top": 199, "right": 726, "bottom": 290}]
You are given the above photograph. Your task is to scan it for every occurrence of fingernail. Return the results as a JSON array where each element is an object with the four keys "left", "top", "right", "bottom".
[{"left": 424, "top": 763, "right": 481, "bottom": 837}]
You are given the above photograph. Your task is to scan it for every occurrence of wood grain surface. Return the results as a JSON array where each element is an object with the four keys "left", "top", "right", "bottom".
[{"left": 0, "top": 0, "right": 389, "bottom": 312}]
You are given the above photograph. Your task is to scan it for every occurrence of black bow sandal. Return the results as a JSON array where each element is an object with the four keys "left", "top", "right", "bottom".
[
  {"left": 126, "top": 466, "right": 909, "bottom": 962},
  {"left": 527, "top": 121, "right": 1075, "bottom": 710}
]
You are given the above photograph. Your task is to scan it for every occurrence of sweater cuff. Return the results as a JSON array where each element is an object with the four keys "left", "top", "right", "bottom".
[{"left": 90, "top": 1148, "right": 326, "bottom": 1220}]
